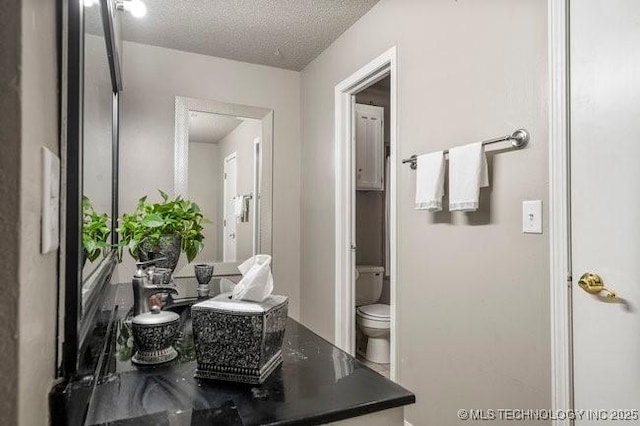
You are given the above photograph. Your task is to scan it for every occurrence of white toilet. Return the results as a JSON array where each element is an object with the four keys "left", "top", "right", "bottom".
[{"left": 355, "top": 265, "right": 390, "bottom": 364}]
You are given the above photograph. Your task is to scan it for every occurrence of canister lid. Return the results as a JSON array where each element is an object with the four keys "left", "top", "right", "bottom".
[{"left": 132, "top": 306, "right": 179, "bottom": 325}]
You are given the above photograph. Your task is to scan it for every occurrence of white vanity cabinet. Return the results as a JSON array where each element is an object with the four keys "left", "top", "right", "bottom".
[{"left": 355, "top": 103, "right": 384, "bottom": 191}]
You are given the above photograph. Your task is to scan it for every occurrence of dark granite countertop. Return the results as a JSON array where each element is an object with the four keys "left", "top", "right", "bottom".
[{"left": 52, "top": 280, "right": 414, "bottom": 425}]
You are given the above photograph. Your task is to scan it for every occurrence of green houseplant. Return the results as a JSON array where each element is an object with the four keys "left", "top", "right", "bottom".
[
  {"left": 82, "top": 196, "right": 111, "bottom": 264},
  {"left": 118, "top": 190, "right": 207, "bottom": 270}
]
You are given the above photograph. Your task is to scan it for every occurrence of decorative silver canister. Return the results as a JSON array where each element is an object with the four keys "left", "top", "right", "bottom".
[
  {"left": 194, "top": 263, "right": 214, "bottom": 298},
  {"left": 131, "top": 307, "right": 180, "bottom": 365},
  {"left": 191, "top": 293, "right": 288, "bottom": 384}
]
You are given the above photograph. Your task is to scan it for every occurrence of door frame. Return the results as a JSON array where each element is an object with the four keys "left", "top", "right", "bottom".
[
  {"left": 252, "top": 137, "right": 262, "bottom": 255},
  {"left": 223, "top": 152, "right": 238, "bottom": 262},
  {"left": 334, "top": 46, "right": 398, "bottom": 380},
  {"left": 549, "top": 0, "right": 573, "bottom": 424}
]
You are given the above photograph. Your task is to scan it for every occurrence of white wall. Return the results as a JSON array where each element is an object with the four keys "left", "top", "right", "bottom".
[
  {"left": 300, "top": 0, "right": 550, "bottom": 424},
  {"left": 119, "top": 41, "right": 302, "bottom": 318},
  {"left": 18, "top": 0, "right": 59, "bottom": 424}
]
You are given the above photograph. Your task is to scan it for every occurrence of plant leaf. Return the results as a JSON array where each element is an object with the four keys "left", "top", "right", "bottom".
[{"left": 141, "top": 214, "right": 164, "bottom": 228}]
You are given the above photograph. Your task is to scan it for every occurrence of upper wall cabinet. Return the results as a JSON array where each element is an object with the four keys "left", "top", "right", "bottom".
[{"left": 355, "top": 104, "right": 384, "bottom": 191}]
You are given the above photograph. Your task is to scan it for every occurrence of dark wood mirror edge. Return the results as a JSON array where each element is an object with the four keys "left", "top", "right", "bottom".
[{"left": 60, "top": 0, "right": 121, "bottom": 379}]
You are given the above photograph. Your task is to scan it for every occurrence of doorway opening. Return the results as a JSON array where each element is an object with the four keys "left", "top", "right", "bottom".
[{"left": 334, "top": 47, "right": 398, "bottom": 381}]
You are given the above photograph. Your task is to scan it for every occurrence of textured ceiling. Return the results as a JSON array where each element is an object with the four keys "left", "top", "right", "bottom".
[
  {"left": 121, "top": 0, "right": 380, "bottom": 71},
  {"left": 189, "top": 111, "right": 242, "bottom": 144}
]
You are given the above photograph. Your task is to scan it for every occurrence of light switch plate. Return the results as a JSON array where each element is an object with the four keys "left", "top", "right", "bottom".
[
  {"left": 42, "top": 147, "right": 60, "bottom": 254},
  {"left": 522, "top": 200, "right": 543, "bottom": 234}
]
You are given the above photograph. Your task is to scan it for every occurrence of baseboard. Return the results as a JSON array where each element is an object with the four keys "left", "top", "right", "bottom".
[{"left": 404, "top": 421, "right": 414, "bottom": 426}]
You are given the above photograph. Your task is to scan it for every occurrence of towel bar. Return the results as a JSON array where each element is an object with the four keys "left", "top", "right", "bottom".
[{"left": 402, "top": 129, "right": 529, "bottom": 170}]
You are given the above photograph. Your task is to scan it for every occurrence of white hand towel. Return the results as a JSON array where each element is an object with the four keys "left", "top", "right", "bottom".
[
  {"left": 448, "top": 142, "right": 489, "bottom": 212},
  {"left": 415, "top": 151, "right": 445, "bottom": 212},
  {"left": 233, "top": 196, "right": 244, "bottom": 219}
]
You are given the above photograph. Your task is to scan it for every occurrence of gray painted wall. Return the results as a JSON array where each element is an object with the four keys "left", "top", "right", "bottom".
[
  {"left": 188, "top": 141, "right": 221, "bottom": 262},
  {"left": 83, "top": 34, "right": 113, "bottom": 219},
  {"left": 0, "top": 0, "right": 22, "bottom": 423},
  {"left": 118, "top": 41, "right": 302, "bottom": 318},
  {"left": 18, "top": 0, "right": 59, "bottom": 424},
  {"left": 300, "top": 0, "right": 550, "bottom": 424}
]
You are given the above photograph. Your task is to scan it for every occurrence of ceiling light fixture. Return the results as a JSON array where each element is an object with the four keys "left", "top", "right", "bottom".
[{"left": 116, "top": 0, "right": 147, "bottom": 18}]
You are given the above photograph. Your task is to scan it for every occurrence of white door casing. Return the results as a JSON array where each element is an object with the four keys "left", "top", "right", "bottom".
[
  {"left": 223, "top": 152, "right": 237, "bottom": 262},
  {"left": 548, "top": 0, "right": 573, "bottom": 422},
  {"left": 252, "top": 137, "right": 261, "bottom": 255},
  {"left": 334, "top": 46, "right": 398, "bottom": 381},
  {"left": 570, "top": 0, "right": 640, "bottom": 421}
]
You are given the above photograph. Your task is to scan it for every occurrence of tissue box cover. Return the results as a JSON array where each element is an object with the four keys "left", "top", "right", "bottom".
[{"left": 192, "top": 293, "right": 288, "bottom": 384}]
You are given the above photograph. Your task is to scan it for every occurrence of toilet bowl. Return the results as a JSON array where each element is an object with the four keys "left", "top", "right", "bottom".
[
  {"left": 355, "top": 265, "right": 391, "bottom": 364},
  {"left": 356, "top": 305, "right": 391, "bottom": 364}
]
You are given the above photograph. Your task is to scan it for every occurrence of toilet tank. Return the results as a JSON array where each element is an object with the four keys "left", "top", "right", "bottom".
[{"left": 355, "top": 265, "right": 385, "bottom": 306}]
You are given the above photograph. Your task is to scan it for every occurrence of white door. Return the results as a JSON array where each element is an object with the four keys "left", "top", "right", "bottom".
[
  {"left": 571, "top": 1, "right": 640, "bottom": 422},
  {"left": 223, "top": 153, "right": 237, "bottom": 262},
  {"left": 355, "top": 104, "right": 384, "bottom": 191}
]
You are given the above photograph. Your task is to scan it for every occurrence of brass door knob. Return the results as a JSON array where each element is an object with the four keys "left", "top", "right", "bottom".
[{"left": 578, "top": 273, "right": 616, "bottom": 299}]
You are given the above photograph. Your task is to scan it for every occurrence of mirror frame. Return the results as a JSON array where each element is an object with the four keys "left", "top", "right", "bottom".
[
  {"left": 60, "top": 0, "right": 121, "bottom": 377},
  {"left": 174, "top": 96, "right": 274, "bottom": 275}
]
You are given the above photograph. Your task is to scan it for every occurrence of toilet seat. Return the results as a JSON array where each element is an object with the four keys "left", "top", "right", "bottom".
[{"left": 356, "top": 303, "right": 390, "bottom": 321}]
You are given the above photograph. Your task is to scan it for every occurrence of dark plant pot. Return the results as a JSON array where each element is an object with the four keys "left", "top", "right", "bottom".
[{"left": 139, "top": 234, "right": 182, "bottom": 273}]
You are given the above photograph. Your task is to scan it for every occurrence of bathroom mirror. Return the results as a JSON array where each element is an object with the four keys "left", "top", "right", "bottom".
[
  {"left": 61, "top": 0, "right": 121, "bottom": 376},
  {"left": 82, "top": 1, "right": 114, "bottom": 281},
  {"left": 173, "top": 97, "right": 273, "bottom": 276}
]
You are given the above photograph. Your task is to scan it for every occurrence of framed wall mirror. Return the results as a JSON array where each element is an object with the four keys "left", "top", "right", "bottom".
[
  {"left": 61, "top": 0, "right": 122, "bottom": 376},
  {"left": 173, "top": 97, "right": 273, "bottom": 277}
]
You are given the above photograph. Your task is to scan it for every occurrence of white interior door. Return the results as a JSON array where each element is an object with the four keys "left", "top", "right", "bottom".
[
  {"left": 571, "top": 1, "right": 640, "bottom": 422},
  {"left": 223, "top": 153, "right": 237, "bottom": 262}
]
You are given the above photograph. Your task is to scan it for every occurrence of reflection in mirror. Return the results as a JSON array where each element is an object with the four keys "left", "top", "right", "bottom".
[
  {"left": 61, "top": 0, "right": 121, "bottom": 377},
  {"left": 187, "top": 111, "right": 262, "bottom": 263},
  {"left": 82, "top": 2, "right": 113, "bottom": 302},
  {"left": 173, "top": 97, "right": 273, "bottom": 277}
]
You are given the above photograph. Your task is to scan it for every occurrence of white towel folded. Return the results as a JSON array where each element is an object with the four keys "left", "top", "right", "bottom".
[
  {"left": 448, "top": 142, "right": 489, "bottom": 212},
  {"left": 415, "top": 151, "right": 445, "bottom": 212},
  {"left": 233, "top": 196, "right": 244, "bottom": 219}
]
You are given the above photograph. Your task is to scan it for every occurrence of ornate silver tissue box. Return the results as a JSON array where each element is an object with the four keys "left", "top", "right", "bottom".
[{"left": 192, "top": 293, "right": 288, "bottom": 384}]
